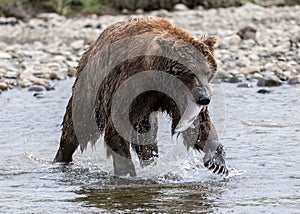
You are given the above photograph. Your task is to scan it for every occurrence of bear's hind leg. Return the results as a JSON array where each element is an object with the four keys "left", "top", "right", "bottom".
[
  {"left": 131, "top": 113, "right": 158, "bottom": 167},
  {"left": 53, "top": 98, "right": 79, "bottom": 163}
]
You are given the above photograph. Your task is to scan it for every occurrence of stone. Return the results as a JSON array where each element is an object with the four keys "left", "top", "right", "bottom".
[
  {"left": 0, "top": 68, "right": 7, "bottom": 77},
  {"left": 227, "top": 76, "right": 243, "bottom": 83},
  {"left": 248, "top": 53, "right": 260, "bottom": 61},
  {"left": 67, "top": 67, "right": 77, "bottom": 77},
  {"left": 33, "top": 93, "right": 46, "bottom": 99},
  {"left": 224, "top": 35, "right": 241, "bottom": 46},
  {"left": 28, "top": 86, "right": 44, "bottom": 92},
  {"left": 17, "top": 80, "right": 30, "bottom": 88},
  {"left": 237, "top": 83, "right": 253, "bottom": 88},
  {"left": 70, "top": 40, "right": 84, "bottom": 50},
  {"left": 237, "top": 25, "right": 257, "bottom": 41},
  {"left": 257, "top": 89, "right": 271, "bottom": 94},
  {"left": 173, "top": 4, "right": 189, "bottom": 11},
  {"left": 0, "top": 82, "right": 8, "bottom": 91},
  {"left": 4, "top": 71, "right": 18, "bottom": 79},
  {"left": 215, "top": 70, "right": 232, "bottom": 79},
  {"left": 135, "top": 9, "right": 144, "bottom": 14},
  {"left": 122, "top": 9, "right": 129, "bottom": 14},
  {"left": 257, "top": 77, "right": 282, "bottom": 87},
  {"left": 288, "top": 76, "right": 300, "bottom": 85},
  {"left": 49, "top": 72, "right": 60, "bottom": 80},
  {"left": 0, "top": 51, "right": 12, "bottom": 59}
]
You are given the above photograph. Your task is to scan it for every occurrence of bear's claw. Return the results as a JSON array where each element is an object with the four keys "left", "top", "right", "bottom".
[
  {"left": 204, "top": 145, "right": 228, "bottom": 176},
  {"left": 204, "top": 159, "right": 228, "bottom": 175}
]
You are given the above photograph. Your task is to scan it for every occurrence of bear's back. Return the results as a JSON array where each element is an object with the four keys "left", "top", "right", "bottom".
[{"left": 76, "top": 18, "right": 217, "bottom": 78}]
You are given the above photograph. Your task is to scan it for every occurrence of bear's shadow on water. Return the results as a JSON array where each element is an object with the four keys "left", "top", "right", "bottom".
[{"left": 53, "top": 165, "right": 227, "bottom": 212}]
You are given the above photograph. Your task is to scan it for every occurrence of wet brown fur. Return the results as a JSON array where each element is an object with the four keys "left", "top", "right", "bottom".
[{"left": 55, "top": 18, "right": 219, "bottom": 175}]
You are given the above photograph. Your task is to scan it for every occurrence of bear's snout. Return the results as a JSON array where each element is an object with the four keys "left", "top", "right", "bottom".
[{"left": 192, "top": 86, "right": 211, "bottom": 106}]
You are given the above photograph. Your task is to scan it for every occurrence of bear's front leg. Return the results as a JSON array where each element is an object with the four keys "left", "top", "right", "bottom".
[
  {"left": 131, "top": 113, "right": 159, "bottom": 167},
  {"left": 196, "top": 111, "right": 228, "bottom": 175},
  {"left": 182, "top": 109, "right": 228, "bottom": 175}
]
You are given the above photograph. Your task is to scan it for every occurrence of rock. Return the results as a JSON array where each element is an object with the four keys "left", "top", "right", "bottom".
[
  {"left": 49, "top": 72, "right": 60, "bottom": 80},
  {"left": 155, "top": 9, "right": 170, "bottom": 17},
  {"left": 4, "top": 71, "right": 18, "bottom": 79},
  {"left": 67, "top": 67, "right": 77, "bottom": 77},
  {"left": 227, "top": 76, "right": 242, "bottom": 83},
  {"left": 224, "top": 35, "right": 241, "bottom": 46},
  {"left": 257, "top": 89, "right": 271, "bottom": 94},
  {"left": 28, "top": 86, "right": 44, "bottom": 92},
  {"left": 271, "top": 47, "right": 285, "bottom": 56},
  {"left": 264, "top": 63, "right": 279, "bottom": 72},
  {"left": 257, "top": 77, "right": 282, "bottom": 87},
  {"left": 135, "top": 9, "right": 144, "bottom": 14},
  {"left": 248, "top": 53, "right": 260, "bottom": 61},
  {"left": 122, "top": 9, "right": 129, "bottom": 14},
  {"left": 215, "top": 70, "right": 232, "bottom": 79},
  {"left": 96, "top": 23, "right": 102, "bottom": 29},
  {"left": 277, "top": 62, "right": 292, "bottom": 71},
  {"left": 0, "top": 52, "right": 12, "bottom": 59},
  {"left": 17, "top": 80, "right": 30, "bottom": 88},
  {"left": 0, "top": 68, "right": 7, "bottom": 77},
  {"left": 237, "top": 56, "right": 251, "bottom": 67},
  {"left": 288, "top": 76, "right": 300, "bottom": 85},
  {"left": 237, "top": 25, "right": 257, "bottom": 41},
  {"left": 173, "top": 4, "right": 189, "bottom": 11},
  {"left": 70, "top": 40, "right": 84, "bottom": 50},
  {"left": 0, "top": 82, "right": 8, "bottom": 91},
  {"left": 84, "top": 24, "right": 93, "bottom": 28},
  {"left": 237, "top": 83, "right": 253, "bottom": 88},
  {"left": 33, "top": 93, "right": 46, "bottom": 99}
]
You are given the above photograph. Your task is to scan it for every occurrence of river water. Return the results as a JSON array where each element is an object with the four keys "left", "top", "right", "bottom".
[{"left": 0, "top": 78, "right": 299, "bottom": 213}]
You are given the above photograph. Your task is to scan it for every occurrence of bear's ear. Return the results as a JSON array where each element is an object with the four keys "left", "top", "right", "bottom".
[{"left": 202, "top": 36, "right": 216, "bottom": 52}]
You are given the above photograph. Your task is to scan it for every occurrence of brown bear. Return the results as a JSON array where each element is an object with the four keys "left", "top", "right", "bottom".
[{"left": 53, "top": 18, "right": 228, "bottom": 176}]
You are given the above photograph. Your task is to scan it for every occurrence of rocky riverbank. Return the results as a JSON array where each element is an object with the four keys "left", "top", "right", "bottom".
[{"left": 0, "top": 3, "right": 299, "bottom": 94}]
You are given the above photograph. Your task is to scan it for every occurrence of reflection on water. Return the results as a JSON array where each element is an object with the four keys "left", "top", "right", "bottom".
[{"left": 0, "top": 78, "right": 299, "bottom": 213}]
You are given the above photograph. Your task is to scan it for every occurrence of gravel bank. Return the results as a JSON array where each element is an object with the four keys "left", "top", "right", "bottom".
[{"left": 0, "top": 3, "right": 299, "bottom": 94}]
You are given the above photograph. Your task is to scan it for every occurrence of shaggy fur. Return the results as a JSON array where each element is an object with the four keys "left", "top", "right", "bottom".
[{"left": 53, "top": 18, "right": 226, "bottom": 176}]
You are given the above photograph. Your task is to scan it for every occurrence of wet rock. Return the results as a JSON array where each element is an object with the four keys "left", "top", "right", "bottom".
[
  {"left": 257, "top": 77, "right": 282, "bottom": 87},
  {"left": 173, "top": 4, "right": 189, "bottom": 11},
  {"left": 227, "top": 76, "right": 243, "bottom": 83},
  {"left": 257, "top": 89, "right": 271, "bottom": 94},
  {"left": 84, "top": 23, "right": 93, "bottom": 28},
  {"left": 237, "top": 83, "right": 253, "bottom": 88},
  {"left": 28, "top": 86, "right": 44, "bottom": 92},
  {"left": 288, "top": 76, "right": 300, "bottom": 85},
  {"left": 33, "top": 92, "right": 46, "bottom": 99},
  {"left": 0, "top": 82, "right": 9, "bottom": 91}
]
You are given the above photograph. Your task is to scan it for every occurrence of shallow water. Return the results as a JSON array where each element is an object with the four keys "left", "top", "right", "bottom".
[{"left": 0, "top": 78, "right": 299, "bottom": 213}]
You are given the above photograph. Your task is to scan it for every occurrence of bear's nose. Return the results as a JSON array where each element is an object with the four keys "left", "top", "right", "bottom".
[{"left": 197, "top": 96, "right": 210, "bottom": 105}]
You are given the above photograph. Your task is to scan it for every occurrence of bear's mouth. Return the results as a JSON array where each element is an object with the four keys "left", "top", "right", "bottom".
[{"left": 174, "top": 98, "right": 203, "bottom": 134}]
